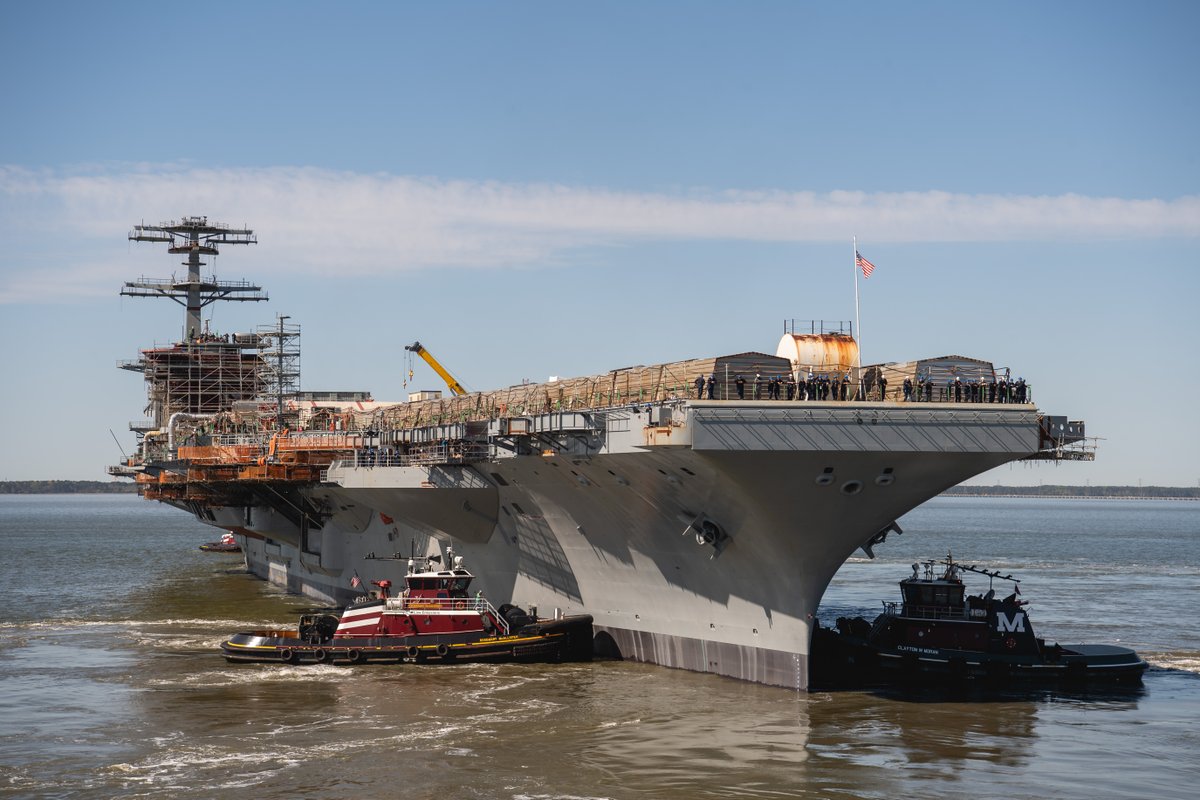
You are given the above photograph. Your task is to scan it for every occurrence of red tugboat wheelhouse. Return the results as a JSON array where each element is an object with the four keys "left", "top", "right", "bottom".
[
  {"left": 221, "top": 550, "right": 594, "bottom": 665},
  {"left": 819, "top": 554, "right": 1148, "bottom": 685}
]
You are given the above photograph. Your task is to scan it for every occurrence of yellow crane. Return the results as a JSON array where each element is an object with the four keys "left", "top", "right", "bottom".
[{"left": 404, "top": 341, "right": 468, "bottom": 397}]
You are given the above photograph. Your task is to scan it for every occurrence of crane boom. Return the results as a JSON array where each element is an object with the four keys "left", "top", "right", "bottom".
[{"left": 404, "top": 341, "right": 468, "bottom": 397}]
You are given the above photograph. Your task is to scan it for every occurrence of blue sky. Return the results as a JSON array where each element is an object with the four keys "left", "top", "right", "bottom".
[{"left": 1, "top": 1, "right": 1197, "bottom": 486}]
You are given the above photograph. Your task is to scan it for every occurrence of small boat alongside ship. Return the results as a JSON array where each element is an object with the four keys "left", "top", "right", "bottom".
[
  {"left": 220, "top": 550, "right": 594, "bottom": 666},
  {"left": 198, "top": 532, "right": 241, "bottom": 553},
  {"left": 816, "top": 554, "right": 1147, "bottom": 686}
]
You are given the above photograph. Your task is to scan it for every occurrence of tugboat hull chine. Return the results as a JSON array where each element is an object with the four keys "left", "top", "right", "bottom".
[{"left": 220, "top": 619, "right": 596, "bottom": 666}]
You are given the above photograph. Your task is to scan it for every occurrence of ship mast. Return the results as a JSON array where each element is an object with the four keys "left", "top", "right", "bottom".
[
  {"left": 119, "top": 216, "right": 274, "bottom": 433},
  {"left": 124, "top": 216, "right": 265, "bottom": 340}
]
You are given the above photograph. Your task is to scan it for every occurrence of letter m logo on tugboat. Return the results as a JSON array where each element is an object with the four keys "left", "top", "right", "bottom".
[{"left": 995, "top": 611, "right": 1026, "bottom": 633}]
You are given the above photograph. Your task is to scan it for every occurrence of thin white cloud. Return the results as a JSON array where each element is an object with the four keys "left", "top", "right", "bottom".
[{"left": 1, "top": 164, "right": 1197, "bottom": 303}]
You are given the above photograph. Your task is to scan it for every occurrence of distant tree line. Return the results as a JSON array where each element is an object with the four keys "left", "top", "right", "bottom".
[
  {"left": 944, "top": 484, "right": 1199, "bottom": 499},
  {"left": 0, "top": 481, "right": 139, "bottom": 494}
]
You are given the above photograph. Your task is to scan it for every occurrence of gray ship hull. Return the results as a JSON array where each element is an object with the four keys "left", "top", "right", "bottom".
[{"left": 212, "top": 400, "right": 1041, "bottom": 689}]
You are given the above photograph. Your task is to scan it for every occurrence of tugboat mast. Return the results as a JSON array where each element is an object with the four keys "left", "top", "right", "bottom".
[
  {"left": 124, "top": 216, "right": 265, "bottom": 340},
  {"left": 953, "top": 559, "right": 1021, "bottom": 589}
]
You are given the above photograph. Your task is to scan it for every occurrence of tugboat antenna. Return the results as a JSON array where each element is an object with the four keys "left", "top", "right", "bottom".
[{"left": 957, "top": 562, "right": 1020, "bottom": 584}]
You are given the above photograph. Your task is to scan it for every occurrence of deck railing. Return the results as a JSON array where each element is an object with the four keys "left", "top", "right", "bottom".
[
  {"left": 883, "top": 601, "right": 973, "bottom": 621},
  {"left": 383, "top": 595, "right": 510, "bottom": 635}
]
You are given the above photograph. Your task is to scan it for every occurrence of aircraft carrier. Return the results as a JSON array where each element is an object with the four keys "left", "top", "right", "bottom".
[{"left": 112, "top": 217, "right": 1093, "bottom": 689}]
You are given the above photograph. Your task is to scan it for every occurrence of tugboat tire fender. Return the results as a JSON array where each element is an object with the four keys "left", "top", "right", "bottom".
[
  {"left": 406, "top": 646, "right": 419, "bottom": 658},
  {"left": 278, "top": 648, "right": 294, "bottom": 663},
  {"left": 347, "top": 649, "right": 363, "bottom": 664},
  {"left": 436, "top": 643, "right": 449, "bottom": 658},
  {"left": 314, "top": 648, "right": 329, "bottom": 663}
]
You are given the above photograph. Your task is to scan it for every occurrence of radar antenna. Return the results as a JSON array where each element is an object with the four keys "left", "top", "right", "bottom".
[
  {"left": 941, "top": 553, "right": 1022, "bottom": 591},
  {"left": 124, "top": 216, "right": 266, "bottom": 339}
]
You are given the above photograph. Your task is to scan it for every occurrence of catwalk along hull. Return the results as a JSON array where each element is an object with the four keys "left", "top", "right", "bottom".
[{"left": 208, "top": 400, "right": 1042, "bottom": 689}]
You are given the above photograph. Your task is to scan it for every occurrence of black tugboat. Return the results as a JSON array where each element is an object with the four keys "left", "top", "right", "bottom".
[
  {"left": 221, "top": 550, "right": 593, "bottom": 666},
  {"left": 821, "top": 554, "right": 1147, "bottom": 685}
]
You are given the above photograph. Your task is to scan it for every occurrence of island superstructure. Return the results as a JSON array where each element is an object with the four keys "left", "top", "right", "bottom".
[{"left": 112, "top": 217, "right": 1093, "bottom": 689}]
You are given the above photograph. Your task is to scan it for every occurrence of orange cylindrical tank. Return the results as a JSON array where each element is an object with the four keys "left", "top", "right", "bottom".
[{"left": 775, "top": 333, "right": 860, "bottom": 376}]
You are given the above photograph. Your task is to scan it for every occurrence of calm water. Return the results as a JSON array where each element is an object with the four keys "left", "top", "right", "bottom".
[{"left": 1, "top": 494, "right": 1197, "bottom": 799}]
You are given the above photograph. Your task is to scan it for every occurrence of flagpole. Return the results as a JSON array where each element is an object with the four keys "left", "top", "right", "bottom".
[{"left": 853, "top": 236, "right": 862, "bottom": 371}]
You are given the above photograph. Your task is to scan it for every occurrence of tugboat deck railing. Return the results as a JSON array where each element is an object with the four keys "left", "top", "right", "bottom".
[
  {"left": 383, "top": 596, "right": 510, "bottom": 635},
  {"left": 886, "top": 601, "right": 973, "bottom": 621}
]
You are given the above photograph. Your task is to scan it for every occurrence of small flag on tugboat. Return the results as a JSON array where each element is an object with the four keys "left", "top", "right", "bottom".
[
  {"left": 856, "top": 250, "right": 876, "bottom": 279},
  {"left": 350, "top": 572, "right": 362, "bottom": 589}
]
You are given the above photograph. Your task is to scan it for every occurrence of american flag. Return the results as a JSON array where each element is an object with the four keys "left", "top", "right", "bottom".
[
  {"left": 350, "top": 573, "right": 362, "bottom": 589},
  {"left": 856, "top": 251, "right": 876, "bottom": 279}
]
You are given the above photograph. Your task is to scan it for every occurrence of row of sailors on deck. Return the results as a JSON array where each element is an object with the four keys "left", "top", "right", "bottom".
[
  {"left": 694, "top": 372, "right": 1029, "bottom": 403},
  {"left": 694, "top": 372, "right": 866, "bottom": 401},
  {"left": 904, "top": 374, "right": 1029, "bottom": 404}
]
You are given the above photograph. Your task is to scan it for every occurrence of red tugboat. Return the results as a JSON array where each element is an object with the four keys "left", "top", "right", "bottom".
[
  {"left": 199, "top": 532, "right": 241, "bottom": 553},
  {"left": 826, "top": 554, "right": 1147, "bottom": 684},
  {"left": 221, "top": 550, "right": 594, "bottom": 665}
]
